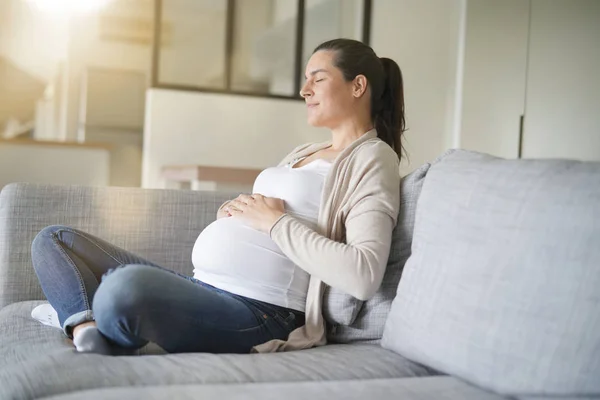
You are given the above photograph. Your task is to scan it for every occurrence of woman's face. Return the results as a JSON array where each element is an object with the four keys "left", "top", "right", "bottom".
[{"left": 300, "top": 50, "right": 357, "bottom": 129}]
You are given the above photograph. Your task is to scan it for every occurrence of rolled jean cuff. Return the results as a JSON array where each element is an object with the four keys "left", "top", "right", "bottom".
[{"left": 63, "top": 310, "right": 94, "bottom": 338}]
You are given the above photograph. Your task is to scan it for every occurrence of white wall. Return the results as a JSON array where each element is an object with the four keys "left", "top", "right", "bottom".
[
  {"left": 371, "top": 0, "right": 463, "bottom": 174},
  {"left": 0, "top": 0, "right": 153, "bottom": 141},
  {"left": 63, "top": 1, "right": 152, "bottom": 141},
  {"left": 0, "top": 0, "right": 69, "bottom": 82},
  {"left": 0, "top": 141, "right": 109, "bottom": 189},
  {"left": 142, "top": 89, "right": 325, "bottom": 189},
  {"left": 0, "top": 0, "right": 67, "bottom": 133},
  {"left": 0, "top": 0, "right": 9, "bottom": 57},
  {"left": 460, "top": 0, "right": 530, "bottom": 159},
  {"left": 458, "top": 0, "right": 599, "bottom": 162},
  {"left": 522, "top": 0, "right": 600, "bottom": 161},
  {"left": 159, "top": 0, "right": 226, "bottom": 88}
]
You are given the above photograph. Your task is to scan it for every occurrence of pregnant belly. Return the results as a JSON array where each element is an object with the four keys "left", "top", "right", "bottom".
[{"left": 191, "top": 217, "right": 298, "bottom": 285}]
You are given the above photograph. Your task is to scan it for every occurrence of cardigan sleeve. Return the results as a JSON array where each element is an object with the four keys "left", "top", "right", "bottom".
[{"left": 269, "top": 211, "right": 395, "bottom": 300}]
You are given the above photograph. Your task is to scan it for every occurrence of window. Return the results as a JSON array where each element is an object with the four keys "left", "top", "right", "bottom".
[
  {"left": 300, "top": 0, "right": 367, "bottom": 91},
  {"left": 158, "top": 0, "right": 228, "bottom": 89},
  {"left": 152, "top": 0, "right": 372, "bottom": 100}
]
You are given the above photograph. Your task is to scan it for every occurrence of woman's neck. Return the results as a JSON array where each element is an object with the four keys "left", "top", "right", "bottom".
[{"left": 329, "top": 121, "right": 374, "bottom": 152}]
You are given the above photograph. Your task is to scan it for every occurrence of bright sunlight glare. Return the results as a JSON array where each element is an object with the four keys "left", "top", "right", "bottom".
[{"left": 25, "top": 0, "right": 113, "bottom": 17}]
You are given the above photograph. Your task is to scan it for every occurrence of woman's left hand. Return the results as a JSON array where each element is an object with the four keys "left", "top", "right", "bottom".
[{"left": 225, "top": 194, "right": 286, "bottom": 234}]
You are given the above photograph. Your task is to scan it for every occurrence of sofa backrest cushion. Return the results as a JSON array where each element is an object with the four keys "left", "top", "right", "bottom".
[
  {"left": 324, "top": 152, "right": 453, "bottom": 339},
  {"left": 381, "top": 150, "right": 600, "bottom": 396},
  {"left": 0, "top": 183, "right": 234, "bottom": 308}
]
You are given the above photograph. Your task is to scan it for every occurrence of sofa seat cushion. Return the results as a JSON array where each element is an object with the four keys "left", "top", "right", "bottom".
[
  {"left": 0, "top": 301, "right": 438, "bottom": 400},
  {"left": 42, "top": 376, "right": 510, "bottom": 400}
]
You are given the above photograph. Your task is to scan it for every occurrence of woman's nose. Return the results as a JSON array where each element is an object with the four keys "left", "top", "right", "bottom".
[{"left": 300, "top": 82, "right": 312, "bottom": 98}]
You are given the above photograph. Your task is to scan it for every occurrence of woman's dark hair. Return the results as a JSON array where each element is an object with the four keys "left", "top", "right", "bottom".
[{"left": 313, "top": 39, "right": 406, "bottom": 159}]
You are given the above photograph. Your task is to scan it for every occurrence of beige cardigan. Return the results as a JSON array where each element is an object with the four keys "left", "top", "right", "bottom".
[{"left": 219, "top": 129, "right": 401, "bottom": 353}]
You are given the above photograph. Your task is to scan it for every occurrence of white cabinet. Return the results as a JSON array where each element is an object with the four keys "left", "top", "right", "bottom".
[
  {"left": 522, "top": 0, "right": 600, "bottom": 161},
  {"left": 460, "top": 0, "right": 600, "bottom": 161},
  {"left": 460, "top": 0, "right": 529, "bottom": 159}
]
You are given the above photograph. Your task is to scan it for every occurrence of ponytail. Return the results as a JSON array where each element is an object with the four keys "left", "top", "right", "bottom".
[{"left": 373, "top": 57, "right": 406, "bottom": 158}]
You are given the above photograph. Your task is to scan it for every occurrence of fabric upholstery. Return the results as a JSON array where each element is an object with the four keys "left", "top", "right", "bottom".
[
  {"left": 382, "top": 150, "right": 600, "bottom": 397},
  {"left": 42, "top": 377, "right": 509, "bottom": 400},
  {"left": 0, "top": 183, "right": 236, "bottom": 309},
  {"left": 326, "top": 160, "right": 433, "bottom": 342},
  {"left": 0, "top": 301, "right": 437, "bottom": 400}
]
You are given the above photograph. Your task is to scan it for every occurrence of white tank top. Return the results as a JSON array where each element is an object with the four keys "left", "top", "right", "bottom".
[{"left": 191, "top": 157, "right": 331, "bottom": 312}]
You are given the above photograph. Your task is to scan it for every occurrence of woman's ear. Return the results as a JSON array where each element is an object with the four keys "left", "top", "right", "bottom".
[{"left": 352, "top": 75, "right": 368, "bottom": 98}]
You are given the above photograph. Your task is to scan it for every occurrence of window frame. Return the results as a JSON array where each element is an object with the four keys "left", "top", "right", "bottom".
[{"left": 151, "top": 0, "right": 372, "bottom": 100}]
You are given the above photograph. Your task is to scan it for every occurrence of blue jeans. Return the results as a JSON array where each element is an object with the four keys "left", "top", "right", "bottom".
[{"left": 31, "top": 225, "right": 304, "bottom": 354}]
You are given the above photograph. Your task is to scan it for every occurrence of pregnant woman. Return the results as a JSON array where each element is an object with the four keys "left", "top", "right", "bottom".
[{"left": 31, "top": 38, "right": 404, "bottom": 355}]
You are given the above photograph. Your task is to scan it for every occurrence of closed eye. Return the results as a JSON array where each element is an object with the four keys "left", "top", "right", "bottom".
[{"left": 315, "top": 79, "right": 324, "bottom": 82}]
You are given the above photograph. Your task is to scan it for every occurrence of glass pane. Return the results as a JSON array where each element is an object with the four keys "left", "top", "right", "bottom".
[
  {"left": 230, "top": 0, "right": 298, "bottom": 96},
  {"left": 301, "top": 0, "right": 364, "bottom": 87},
  {"left": 159, "top": 0, "right": 227, "bottom": 89}
]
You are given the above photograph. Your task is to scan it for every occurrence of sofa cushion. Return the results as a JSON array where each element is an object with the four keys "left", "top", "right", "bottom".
[
  {"left": 382, "top": 150, "right": 600, "bottom": 397},
  {"left": 0, "top": 183, "right": 236, "bottom": 309},
  {"left": 0, "top": 301, "right": 438, "bottom": 400},
  {"left": 41, "top": 377, "right": 510, "bottom": 400},
  {"left": 326, "top": 159, "right": 433, "bottom": 341}
]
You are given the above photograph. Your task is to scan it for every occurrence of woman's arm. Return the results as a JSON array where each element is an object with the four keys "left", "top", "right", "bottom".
[
  {"left": 268, "top": 141, "right": 401, "bottom": 300},
  {"left": 269, "top": 210, "right": 395, "bottom": 301}
]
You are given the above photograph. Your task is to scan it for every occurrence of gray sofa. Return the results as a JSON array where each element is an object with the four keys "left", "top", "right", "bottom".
[{"left": 0, "top": 149, "right": 598, "bottom": 400}]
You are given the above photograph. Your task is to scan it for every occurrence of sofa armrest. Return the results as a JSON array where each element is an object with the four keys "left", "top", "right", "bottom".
[{"left": 0, "top": 183, "right": 238, "bottom": 309}]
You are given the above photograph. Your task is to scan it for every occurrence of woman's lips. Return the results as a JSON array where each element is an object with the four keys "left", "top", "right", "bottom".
[{"left": 307, "top": 103, "right": 319, "bottom": 108}]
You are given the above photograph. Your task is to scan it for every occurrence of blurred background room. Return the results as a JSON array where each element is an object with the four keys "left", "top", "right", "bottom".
[{"left": 0, "top": 0, "right": 598, "bottom": 192}]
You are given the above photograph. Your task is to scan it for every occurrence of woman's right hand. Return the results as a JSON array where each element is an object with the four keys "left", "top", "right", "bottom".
[
  {"left": 217, "top": 194, "right": 284, "bottom": 220},
  {"left": 217, "top": 194, "right": 252, "bottom": 219}
]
